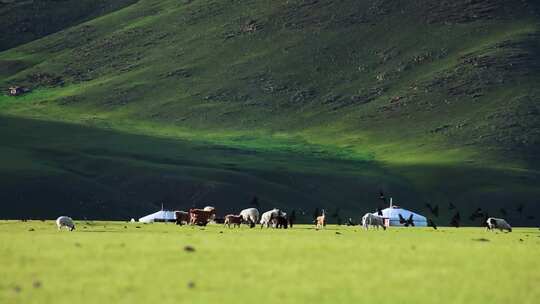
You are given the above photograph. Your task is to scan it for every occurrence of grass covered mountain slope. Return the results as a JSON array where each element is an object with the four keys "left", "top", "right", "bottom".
[
  {"left": 1, "top": 0, "right": 539, "bottom": 224},
  {"left": 0, "top": 116, "right": 418, "bottom": 220},
  {"left": 0, "top": 0, "right": 138, "bottom": 51}
]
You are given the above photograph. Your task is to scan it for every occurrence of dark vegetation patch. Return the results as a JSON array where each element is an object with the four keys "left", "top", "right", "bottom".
[
  {"left": 426, "top": 0, "right": 504, "bottom": 24},
  {"left": 66, "top": 28, "right": 150, "bottom": 80},
  {"left": 425, "top": 33, "right": 540, "bottom": 100},
  {"left": 100, "top": 84, "right": 148, "bottom": 107},
  {"left": 161, "top": 69, "right": 192, "bottom": 79},
  {"left": 0, "top": 0, "right": 138, "bottom": 51},
  {"left": 0, "top": 60, "right": 28, "bottom": 78},
  {"left": 26, "top": 72, "right": 64, "bottom": 87}
]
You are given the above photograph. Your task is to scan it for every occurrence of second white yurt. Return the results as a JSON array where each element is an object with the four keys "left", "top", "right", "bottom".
[{"left": 373, "top": 199, "right": 427, "bottom": 227}]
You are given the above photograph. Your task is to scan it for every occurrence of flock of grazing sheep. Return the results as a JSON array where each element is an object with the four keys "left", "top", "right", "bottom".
[{"left": 55, "top": 206, "right": 513, "bottom": 232}]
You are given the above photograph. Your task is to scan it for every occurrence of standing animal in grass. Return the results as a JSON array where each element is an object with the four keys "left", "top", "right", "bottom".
[
  {"left": 276, "top": 215, "right": 288, "bottom": 229},
  {"left": 287, "top": 210, "right": 296, "bottom": 228},
  {"left": 486, "top": 217, "right": 512, "bottom": 232},
  {"left": 361, "top": 213, "right": 386, "bottom": 230},
  {"left": 240, "top": 208, "right": 259, "bottom": 228},
  {"left": 189, "top": 208, "right": 216, "bottom": 226},
  {"left": 271, "top": 211, "right": 287, "bottom": 228},
  {"left": 175, "top": 211, "right": 190, "bottom": 226},
  {"left": 224, "top": 214, "right": 243, "bottom": 228},
  {"left": 56, "top": 216, "right": 75, "bottom": 231},
  {"left": 315, "top": 209, "right": 326, "bottom": 229},
  {"left": 203, "top": 206, "right": 216, "bottom": 221},
  {"left": 270, "top": 212, "right": 288, "bottom": 229},
  {"left": 260, "top": 209, "right": 281, "bottom": 228}
]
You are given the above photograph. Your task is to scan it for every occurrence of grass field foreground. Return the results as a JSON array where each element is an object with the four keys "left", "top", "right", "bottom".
[{"left": 0, "top": 221, "right": 539, "bottom": 304}]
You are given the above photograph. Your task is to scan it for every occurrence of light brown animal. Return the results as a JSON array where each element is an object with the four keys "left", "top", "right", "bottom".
[
  {"left": 189, "top": 208, "right": 216, "bottom": 226},
  {"left": 224, "top": 214, "right": 243, "bottom": 228},
  {"left": 315, "top": 209, "right": 326, "bottom": 229}
]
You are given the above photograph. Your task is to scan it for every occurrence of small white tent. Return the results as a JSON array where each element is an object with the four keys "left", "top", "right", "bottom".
[
  {"left": 138, "top": 210, "right": 176, "bottom": 223},
  {"left": 373, "top": 203, "right": 427, "bottom": 227}
]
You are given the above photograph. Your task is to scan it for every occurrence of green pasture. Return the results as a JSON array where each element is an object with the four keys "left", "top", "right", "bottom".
[{"left": 0, "top": 221, "right": 538, "bottom": 304}]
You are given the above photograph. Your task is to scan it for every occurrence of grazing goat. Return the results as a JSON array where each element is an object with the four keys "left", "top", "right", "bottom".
[
  {"left": 315, "top": 210, "right": 326, "bottom": 229},
  {"left": 224, "top": 214, "right": 243, "bottom": 228},
  {"left": 56, "top": 216, "right": 75, "bottom": 231},
  {"left": 260, "top": 209, "right": 281, "bottom": 228},
  {"left": 486, "top": 217, "right": 512, "bottom": 232},
  {"left": 189, "top": 208, "right": 216, "bottom": 226},
  {"left": 240, "top": 208, "right": 259, "bottom": 228},
  {"left": 361, "top": 213, "right": 386, "bottom": 230},
  {"left": 175, "top": 211, "right": 190, "bottom": 226}
]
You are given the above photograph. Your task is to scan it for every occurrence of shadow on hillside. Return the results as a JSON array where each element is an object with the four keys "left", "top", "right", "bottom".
[{"left": 0, "top": 115, "right": 538, "bottom": 226}]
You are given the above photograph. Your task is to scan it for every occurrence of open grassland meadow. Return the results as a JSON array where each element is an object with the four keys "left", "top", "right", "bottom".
[
  {"left": 1, "top": 0, "right": 540, "bottom": 303},
  {"left": 1, "top": 221, "right": 540, "bottom": 304}
]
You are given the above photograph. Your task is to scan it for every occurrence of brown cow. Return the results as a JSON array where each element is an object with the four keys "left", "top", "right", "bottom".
[
  {"left": 189, "top": 208, "right": 216, "bottom": 226},
  {"left": 224, "top": 214, "right": 242, "bottom": 228},
  {"left": 175, "top": 211, "right": 190, "bottom": 226}
]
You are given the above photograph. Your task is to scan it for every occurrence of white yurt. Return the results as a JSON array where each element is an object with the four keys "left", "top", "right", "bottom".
[
  {"left": 373, "top": 199, "right": 427, "bottom": 227},
  {"left": 138, "top": 209, "right": 176, "bottom": 223}
]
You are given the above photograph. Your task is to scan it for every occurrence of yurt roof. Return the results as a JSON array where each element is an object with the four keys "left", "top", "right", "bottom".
[{"left": 138, "top": 210, "right": 176, "bottom": 223}]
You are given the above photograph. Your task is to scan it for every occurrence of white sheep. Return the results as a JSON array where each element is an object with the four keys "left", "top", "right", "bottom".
[
  {"left": 486, "top": 217, "right": 512, "bottom": 232},
  {"left": 260, "top": 208, "right": 281, "bottom": 228},
  {"left": 362, "top": 213, "right": 386, "bottom": 230},
  {"left": 240, "top": 208, "right": 259, "bottom": 228},
  {"left": 56, "top": 216, "right": 75, "bottom": 231}
]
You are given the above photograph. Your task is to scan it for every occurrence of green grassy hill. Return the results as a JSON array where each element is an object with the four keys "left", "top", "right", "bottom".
[
  {"left": 1, "top": 0, "right": 539, "bottom": 224},
  {"left": 0, "top": 0, "right": 138, "bottom": 51}
]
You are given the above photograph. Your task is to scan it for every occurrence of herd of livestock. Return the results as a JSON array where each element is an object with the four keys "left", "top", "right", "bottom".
[
  {"left": 54, "top": 205, "right": 513, "bottom": 232},
  {"left": 172, "top": 206, "right": 512, "bottom": 232},
  {"left": 174, "top": 207, "right": 301, "bottom": 229}
]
